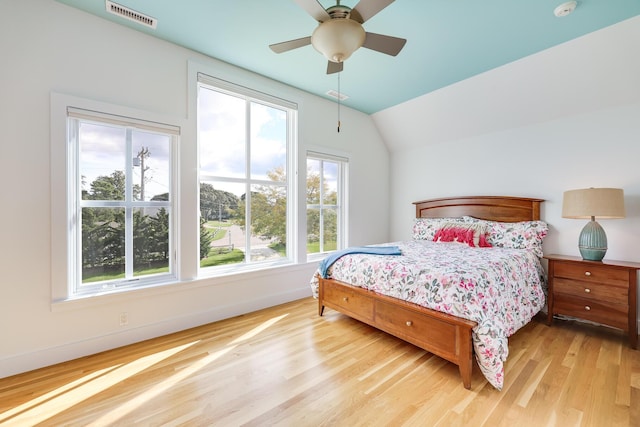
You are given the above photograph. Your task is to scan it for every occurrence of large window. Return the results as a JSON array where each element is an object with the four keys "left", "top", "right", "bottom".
[
  {"left": 66, "top": 108, "right": 177, "bottom": 296},
  {"left": 197, "top": 74, "right": 297, "bottom": 272},
  {"left": 51, "top": 72, "right": 302, "bottom": 301},
  {"left": 306, "top": 152, "right": 348, "bottom": 257}
]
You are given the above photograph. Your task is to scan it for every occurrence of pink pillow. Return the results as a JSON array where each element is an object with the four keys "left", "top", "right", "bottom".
[{"left": 433, "top": 223, "right": 491, "bottom": 247}]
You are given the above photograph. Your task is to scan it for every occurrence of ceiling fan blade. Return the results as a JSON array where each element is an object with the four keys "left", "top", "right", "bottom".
[
  {"left": 294, "top": 0, "right": 331, "bottom": 22},
  {"left": 363, "top": 32, "right": 406, "bottom": 56},
  {"left": 269, "top": 36, "right": 312, "bottom": 54},
  {"left": 351, "top": 0, "right": 394, "bottom": 23},
  {"left": 327, "top": 61, "right": 343, "bottom": 74}
]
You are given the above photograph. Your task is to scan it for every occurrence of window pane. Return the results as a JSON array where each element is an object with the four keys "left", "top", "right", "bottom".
[
  {"left": 250, "top": 183, "right": 287, "bottom": 261},
  {"left": 73, "top": 110, "right": 175, "bottom": 295},
  {"left": 197, "top": 75, "right": 294, "bottom": 273},
  {"left": 81, "top": 207, "right": 125, "bottom": 283},
  {"left": 307, "top": 159, "right": 320, "bottom": 204},
  {"left": 133, "top": 207, "right": 170, "bottom": 276},
  {"left": 322, "top": 208, "right": 338, "bottom": 252},
  {"left": 199, "top": 181, "right": 245, "bottom": 268},
  {"left": 132, "top": 131, "right": 171, "bottom": 202},
  {"left": 306, "top": 155, "right": 346, "bottom": 257},
  {"left": 322, "top": 161, "right": 338, "bottom": 205},
  {"left": 198, "top": 87, "right": 246, "bottom": 178},
  {"left": 250, "top": 102, "right": 287, "bottom": 181},
  {"left": 79, "top": 122, "right": 126, "bottom": 201},
  {"left": 307, "top": 207, "right": 320, "bottom": 254}
]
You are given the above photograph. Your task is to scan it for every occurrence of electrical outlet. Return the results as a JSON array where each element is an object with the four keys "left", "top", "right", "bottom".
[{"left": 119, "top": 312, "right": 129, "bottom": 326}]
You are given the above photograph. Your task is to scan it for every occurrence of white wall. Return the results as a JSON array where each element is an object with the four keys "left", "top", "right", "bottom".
[
  {"left": 388, "top": 103, "right": 640, "bottom": 260},
  {"left": 0, "top": 0, "right": 390, "bottom": 378},
  {"left": 383, "top": 18, "right": 640, "bottom": 324}
]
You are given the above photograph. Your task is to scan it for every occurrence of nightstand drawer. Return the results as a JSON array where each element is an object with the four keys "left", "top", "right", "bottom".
[
  {"left": 554, "top": 262, "right": 629, "bottom": 288},
  {"left": 554, "top": 278, "right": 628, "bottom": 305},
  {"left": 554, "top": 295, "right": 628, "bottom": 330}
]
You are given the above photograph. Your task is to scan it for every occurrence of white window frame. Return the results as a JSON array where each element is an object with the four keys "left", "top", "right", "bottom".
[
  {"left": 306, "top": 150, "right": 349, "bottom": 261},
  {"left": 196, "top": 73, "right": 298, "bottom": 276},
  {"left": 51, "top": 93, "right": 180, "bottom": 302}
]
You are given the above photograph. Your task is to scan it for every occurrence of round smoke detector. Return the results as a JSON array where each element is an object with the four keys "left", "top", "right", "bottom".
[{"left": 554, "top": 1, "right": 577, "bottom": 17}]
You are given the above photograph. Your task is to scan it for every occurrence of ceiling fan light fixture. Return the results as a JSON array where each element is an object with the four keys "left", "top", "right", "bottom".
[{"left": 311, "top": 18, "right": 366, "bottom": 63}]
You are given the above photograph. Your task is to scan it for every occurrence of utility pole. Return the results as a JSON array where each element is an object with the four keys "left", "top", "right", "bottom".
[{"left": 136, "top": 147, "right": 150, "bottom": 200}]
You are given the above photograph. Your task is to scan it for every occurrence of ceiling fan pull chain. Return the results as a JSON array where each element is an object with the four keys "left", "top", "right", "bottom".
[{"left": 337, "top": 72, "right": 341, "bottom": 133}]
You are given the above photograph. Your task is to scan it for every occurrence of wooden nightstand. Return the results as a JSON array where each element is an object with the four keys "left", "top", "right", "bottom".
[{"left": 545, "top": 254, "right": 639, "bottom": 349}]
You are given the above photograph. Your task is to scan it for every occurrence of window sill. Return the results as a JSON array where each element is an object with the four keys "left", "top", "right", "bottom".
[{"left": 51, "top": 262, "right": 317, "bottom": 313}]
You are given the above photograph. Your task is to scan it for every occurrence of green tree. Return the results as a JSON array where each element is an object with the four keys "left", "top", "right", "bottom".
[
  {"left": 306, "top": 168, "right": 321, "bottom": 204},
  {"left": 81, "top": 170, "right": 171, "bottom": 279},
  {"left": 234, "top": 167, "right": 287, "bottom": 245},
  {"left": 133, "top": 210, "right": 151, "bottom": 268},
  {"left": 82, "top": 170, "right": 127, "bottom": 276},
  {"left": 99, "top": 211, "right": 124, "bottom": 269},
  {"left": 132, "top": 207, "right": 170, "bottom": 269},
  {"left": 306, "top": 167, "right": 321, "bottom": 243},
  {"left": 150, "top": 208, "right": 170, "bottom": 260},
  {"left": 232, "top": 165, "right": 338, "bottom": 248},
  {"left": 200, "top": 216, "right": 213, "bottom": 259},
  {"left": 200, "top": 183, "right": 239, "bottom": 221},
  {"left": 87, "top": 170, "right": 125, "bottom": 200}
]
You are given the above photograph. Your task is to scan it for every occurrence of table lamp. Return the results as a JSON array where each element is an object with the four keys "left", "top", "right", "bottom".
[{"left": 562, "top": 188, "right": 625, "bottom": 261}]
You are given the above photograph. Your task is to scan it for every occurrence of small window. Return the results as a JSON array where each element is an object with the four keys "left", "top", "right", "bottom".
[
  {"left": 197, "top": 73, "right": 297, "bottom": 273},
  {"left": 67, "top": 108, "right": 177, "bottom": 296},
  {"left": 306, "top": 152, "right": 348, "bottom": 257}
]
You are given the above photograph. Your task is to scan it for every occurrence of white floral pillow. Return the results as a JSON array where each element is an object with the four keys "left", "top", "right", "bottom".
[
  {"left": 463, "top": 216, "right": 548, "bottom": 257},
  {"left": 412, "top": 217, "right": 466, "bottom": 241}
]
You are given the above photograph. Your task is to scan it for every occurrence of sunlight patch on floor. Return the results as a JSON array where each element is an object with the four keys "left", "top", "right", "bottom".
[
  {"left": 88, "top": 313, "right": 289, "bottom": 425},
  {"left": 0, "top": 365, "right": 120, "bottom": 424},
  {"left": 0, "top": 341, "right": 199, "bottom": 426}
]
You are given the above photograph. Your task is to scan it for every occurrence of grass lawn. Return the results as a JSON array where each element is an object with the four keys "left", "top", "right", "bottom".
[{"left": 84, "top": 236, "right": 336, "bottom": 281}]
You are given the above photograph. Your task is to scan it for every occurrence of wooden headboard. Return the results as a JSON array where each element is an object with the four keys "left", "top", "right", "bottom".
[{"left": 413, "top": 196, "right": 543, "bottom": 222}]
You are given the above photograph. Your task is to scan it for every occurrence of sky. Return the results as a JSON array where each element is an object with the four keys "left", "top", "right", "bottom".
[
  {"left": 197, "top": 85, "right": 287, "bottom": 191},
  {"left": 79, "top": 121, "right": 171, "bottom": 201},
  {"left": 77, "top": 83, "right": 337, "bottom": 201}
]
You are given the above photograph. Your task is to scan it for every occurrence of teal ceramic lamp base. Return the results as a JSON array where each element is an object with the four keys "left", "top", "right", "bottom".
[{"left": 578, "top": 218, "right": 607, "bottom": 261}]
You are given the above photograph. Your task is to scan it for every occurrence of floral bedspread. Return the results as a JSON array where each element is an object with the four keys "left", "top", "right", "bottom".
[{"left": 309, "top": 240, "right": 546, "bottom": 390}]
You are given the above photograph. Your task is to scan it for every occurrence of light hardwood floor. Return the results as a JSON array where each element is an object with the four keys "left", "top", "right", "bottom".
[{"left": 1, "top": 297, "right": 639, "bottom": 426}]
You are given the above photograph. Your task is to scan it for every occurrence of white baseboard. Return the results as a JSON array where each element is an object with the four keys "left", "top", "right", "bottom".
[{"left": 0, "top": 288, "right": 311, "bottom": 379}]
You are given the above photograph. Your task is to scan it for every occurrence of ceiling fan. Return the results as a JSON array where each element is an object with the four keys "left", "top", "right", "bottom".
[{"left": 269, "top": 0, "right": 407, "bottom": 74}]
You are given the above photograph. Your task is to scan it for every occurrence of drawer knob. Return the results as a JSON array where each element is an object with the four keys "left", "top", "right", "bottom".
[
  {"left": 585, "top": 305, "right": 591, "bottom": 311},
  {"left": 343, "top": 297, "right": 348, "bottom": 302},
  {"left": 584, "top": 288, "right": 591, "bottom": 293},
  {"left": 584, "top": 271, "right": 592, "bottom": 276},
  {"left": 406, "top": 321, "right": 413, "bottom": 327}
]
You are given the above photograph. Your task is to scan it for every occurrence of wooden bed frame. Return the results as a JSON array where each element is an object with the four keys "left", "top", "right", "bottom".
[{"left": 318, "top": 196, "right": 543, "bottom": 389}]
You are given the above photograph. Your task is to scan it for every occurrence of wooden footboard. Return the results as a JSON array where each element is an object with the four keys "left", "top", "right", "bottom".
[{"left": 318, "top": 277, "right": 477, "bottom": 389}]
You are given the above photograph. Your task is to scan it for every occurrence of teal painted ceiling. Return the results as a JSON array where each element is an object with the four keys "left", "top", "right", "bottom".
[{"left": 56, "top": 0, "right": 640, "bottom": 114}]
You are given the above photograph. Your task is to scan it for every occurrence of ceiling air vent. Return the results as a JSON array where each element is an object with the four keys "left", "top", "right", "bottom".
[
  {"left": 326, "top": 90, "right": 349, "bottom": 101},
  {"left": 105, "top": 0, "right": 157, "bottom": 29}
]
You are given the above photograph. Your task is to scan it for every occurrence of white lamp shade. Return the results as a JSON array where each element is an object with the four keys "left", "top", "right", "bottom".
[
  {"left": 562, "top": 188, "right": 626, "bottom": 219},
  {"left": 311, "top": 19, "right": 365, "bottom": 63}
]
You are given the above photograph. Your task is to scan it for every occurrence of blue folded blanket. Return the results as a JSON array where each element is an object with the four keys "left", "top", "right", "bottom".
[{"left": 318, "top": 245, "right": 402, "bottom": 278}]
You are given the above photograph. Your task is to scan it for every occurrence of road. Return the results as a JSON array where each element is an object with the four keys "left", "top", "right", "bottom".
[{"left": 210, "top": 224, "right": 280, "bottom": 260}]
